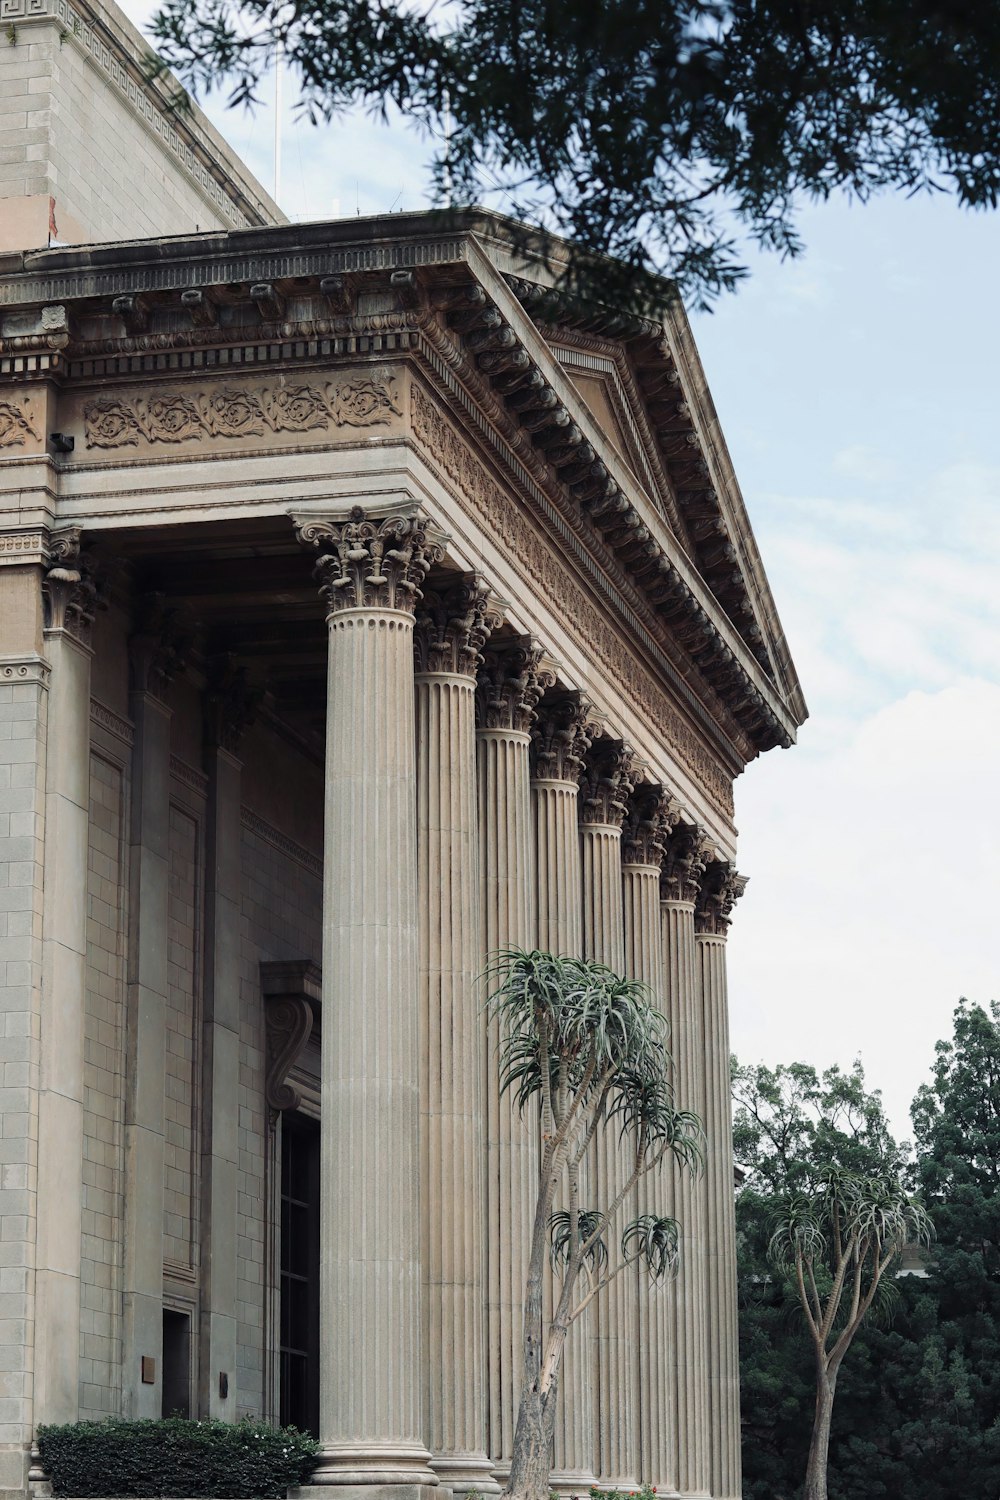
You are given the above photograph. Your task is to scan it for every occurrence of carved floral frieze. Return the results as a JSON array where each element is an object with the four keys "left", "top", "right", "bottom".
[
  {"left": 83, "top": 373, "right": 402, "bottom": 449},
  {"left": 410, "top": 381, "right": 735, "bottom": 817},
  {"left": 0, "top": 399, "right": 39, "bottom": 448}
]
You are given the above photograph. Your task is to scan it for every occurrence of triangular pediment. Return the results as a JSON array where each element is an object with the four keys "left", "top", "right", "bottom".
[{"left": 532, "top": 316, "right": 799, "bottom": 709}]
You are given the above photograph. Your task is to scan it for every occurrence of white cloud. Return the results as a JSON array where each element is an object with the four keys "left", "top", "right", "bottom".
[{"left": 728, "top": 678, "right": 1000, "bottom": 1142}]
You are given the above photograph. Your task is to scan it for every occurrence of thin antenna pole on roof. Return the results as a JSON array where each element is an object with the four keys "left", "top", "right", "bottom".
[{"left": 274, "top": 39, "right": 283, "bottom": 205}]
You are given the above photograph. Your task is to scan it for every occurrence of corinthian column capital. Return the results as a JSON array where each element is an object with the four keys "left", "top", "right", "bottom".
[
  {"left": 295, "top": 505, "right": 445, "bottom": 615},
  {"left": 695, "top": 859, "right": 749, "bottom": 935},
  {"left": 476, "top": 638, "right": 555, "bottom": 733},
  {"left": 661, "top": 823, "right": 711, "bottom": 905},
  {"left": 578, "top": 737, "right": 636, "bottom": 829},
  {"left": 414, "top": 573, "right": 503, "bottom": 676},
  {"left": 622, "top": 783, "right": 679, "bottom": 866},
  {"left": 531, "top": 692, "right": 593, "bottom": 782},
  {"left": 42, "top": 527, "right": 100, "bottom": 641}
]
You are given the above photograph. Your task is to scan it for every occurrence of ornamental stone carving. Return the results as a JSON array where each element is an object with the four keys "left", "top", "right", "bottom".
[
  {"left": 531, "top": 693, "right": 593, "bottom": 782},
  {"left": 294, "top": 506, "right": 444, "bottom": 615},
  {"left": 622, "top": 783, "right": 679, "bottom": 867},
  {"left": 83, "top": 373, "right": 401, "bottom": 448},
  {"left": 42, "top": 528, "right": 99, "bottom": 640},
  {"left": 260, "top": 960, "right": 321, "bottom": 1118},
  {"left": 695, "top": 860, "right": 749, "bottom": 935},
  {"left": 0, "top": 398, "right": 39, "bottom": 447},
  {"left": 579, "top": 737, "right": 636, "bottom": 829},
  {"left": 204, "top": 653, "right": 263, "bottom": 754},
  {"left": 661, "top": 823, "right": 711, "bottom": 905},
  {"left": 129, "top": 592, "right": 195, "bottom": 699},
  {"left": 413, "top": 574, "right": 503, "bottom": 676},
  {"left": 476, "top": 637, "right": 556, "bottom": 732}
]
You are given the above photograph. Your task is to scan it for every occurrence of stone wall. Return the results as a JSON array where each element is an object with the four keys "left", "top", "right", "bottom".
[{"left": 0, "top": 0, "right": 281, "bottom": 250}]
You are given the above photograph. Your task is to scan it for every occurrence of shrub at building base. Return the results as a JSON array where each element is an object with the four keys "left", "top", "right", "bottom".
[{"left": 36, "top": 1417, "right": 318, "bottom": 1498}]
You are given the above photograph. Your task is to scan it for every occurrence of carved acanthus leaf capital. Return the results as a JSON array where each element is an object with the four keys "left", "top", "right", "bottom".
[
  {"left": 204, "top": 653, "right": 263, "bottom": 754},
  {"left": 579, "top": 736, "right": 637, "bottom": 829},
  {"left": 695, "top": 859, "right": 749, "bottom": 935},
  {"left": 476, "top": 638, "right": 556, "bottom": 732},
  {"left": 295, "top": 506, "right": 445, "bottom": 616},
  {"left": 129, "top": 592, "right": 195, "bottom": 700},
  {"left": 42, "top": 528, "right": 100, "bottom": 640},
  {"left": 531, "top": 692, "right": 594, "bottom": 782},
  {"left": 623, "top": 783, "right": 679, "bottom": 866},
  {"left": 414, "top": 574, "right": 503, "bottom": 676},
  {"left": 661, "top": 823, "right": 711, "bottom": 905}
]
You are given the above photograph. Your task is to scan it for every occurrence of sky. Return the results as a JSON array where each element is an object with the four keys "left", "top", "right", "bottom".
[{"left": 122, "top": 13, "right": 1000, "bottom": 1143}]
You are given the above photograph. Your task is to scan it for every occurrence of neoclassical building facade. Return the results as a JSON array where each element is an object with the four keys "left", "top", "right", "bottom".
[{"left": 0, "top": 18, "right": 805, "bottom": 1496}]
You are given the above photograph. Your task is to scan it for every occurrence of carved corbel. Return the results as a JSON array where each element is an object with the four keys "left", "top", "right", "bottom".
[
  {"left": 180, "top": 288, "right": 218, "bottom": 328},
  {"left": 128, "top": 592, "right": 195, "bottom": 699},
  {"left": 251, "top": 282, "right": 286, "bottom": 321},
  {"left": 42, "top": 527, "right": 100, "bottom": 640},
  {"left": 112, "top": 294, "right": 150, "bottom": 336},
  {"left": 261, "top": 960, "right": 322, "bottom": 1118},
  {"left": 204, "top": 652, "right": 263, "bottom": 755}
]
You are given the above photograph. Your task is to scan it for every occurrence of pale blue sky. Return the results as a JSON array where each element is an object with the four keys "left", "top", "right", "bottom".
[{"left": 126, "top": 26, "right": 1000, "bottom": 1140}]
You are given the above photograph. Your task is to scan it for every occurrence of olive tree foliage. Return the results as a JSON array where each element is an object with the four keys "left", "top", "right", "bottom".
[
  {"left": 733, "top": 1060, "right": 931, "bottom": 1500},
  {"left": 486, "top": 949, "right": 702, "bottom": 1500},
  {"left": 147, "top": 0, "right": 1000, "bottom": 308}
]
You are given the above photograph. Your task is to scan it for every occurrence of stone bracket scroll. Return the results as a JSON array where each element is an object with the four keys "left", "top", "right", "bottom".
[{"left": 261, "top": 959, "right": 322, "bottom": 1117}]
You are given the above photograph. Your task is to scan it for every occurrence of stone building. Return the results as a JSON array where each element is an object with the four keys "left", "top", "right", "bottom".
[{"left": 0, "top": 5, "right": 806, "bottom": 1500}]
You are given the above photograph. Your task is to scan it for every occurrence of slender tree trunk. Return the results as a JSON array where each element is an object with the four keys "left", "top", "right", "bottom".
[
  {"left": 803, "top": 1363, "right": 837, "bottom": 1500},
  {"left": 503, "top": 1360, "right": 561, "bottom": 1500}
]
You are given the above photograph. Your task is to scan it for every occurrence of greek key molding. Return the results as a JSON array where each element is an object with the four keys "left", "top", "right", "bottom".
[
  {"left": 411, "top": 382, "right": 735, "bottom": 816},
  {"left": 84, "top": 373, "right": 401, "bottom": 449},
  {"left": 240, "top": 805, "right": 323, "bottom": 880},
  {"left": 0, "top": 398, "right": 39, "bottom": 447}
]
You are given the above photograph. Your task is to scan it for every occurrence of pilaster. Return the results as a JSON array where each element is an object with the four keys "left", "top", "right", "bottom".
[
  {"left": 530, "top": 695, "right": 593, "bottom": 1492},
  {"left": 122, "top": 595, "right": 188, "bottom": 1419},
  {"left": 414, "top": 577, "right": 501, "bottom": 1494},
  {"left": 0, "top": 542, "right": 49, "bottom": 1494},
  {"left": 198, "top": 657, "right": 259, "bottom": 1419},
  {"left": 661, "top": 827, "right": 710, "bottom": 1499},
  {"left": 476, "top": 640, "right": 549, "bottom": 1480},
  {"left": 696, "top": 862, "right": 747, "bottom": 1500},
  {"left": 34, "top": 533, "right": 96, "bottom": 1437},
  {"left": 295, "top": 507, "right": 442, "bottom": 1495}
]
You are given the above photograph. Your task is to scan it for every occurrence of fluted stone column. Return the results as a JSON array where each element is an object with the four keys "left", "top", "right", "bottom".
[
  {"left": 296, "top": 508, "right": 442, "bottom": 1495},
  {"left": 661, "top": 828, "right": 711, "bottom": 1499},
  {"left": 35, "top": 537, "right": 94, "bottom": 1430},
  {"left": 477, "top": 641, "right": 551, "bottom": 1481},
  {"left": 696, "top": 863, "right": 747, "bottom": 1500},
  {"left": 620, "top": 788, "right": 672, "bottom": 1494},
  {"left": 578, "top": 740, "right": 633, "bottom": 1492},
  {"left": 415, "top": 578, "right": 501, "bottom": 1494},
  {"left": 530, "top": 696, "right": 596, "bottom": 1493}
]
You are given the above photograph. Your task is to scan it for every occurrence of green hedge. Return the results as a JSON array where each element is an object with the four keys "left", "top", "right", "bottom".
[{"left": 36, "top": 1418, "right": 318, "bottom": 1498}]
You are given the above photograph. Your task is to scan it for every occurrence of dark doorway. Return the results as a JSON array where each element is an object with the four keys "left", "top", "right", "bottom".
[
  {"left": 280, "top": 1114, "right": 321, "bottom": 1436},
  {"left": 162, "top": 1308, "right": 191, "bottom": 1418}
]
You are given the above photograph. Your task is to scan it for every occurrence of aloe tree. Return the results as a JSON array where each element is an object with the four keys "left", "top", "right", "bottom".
[
  {"left": 768, "top": 1168, "right": 933, "bottom": 1500},
  {"left": 486, "top": 948, "right": 702, "bottom": 1500}
]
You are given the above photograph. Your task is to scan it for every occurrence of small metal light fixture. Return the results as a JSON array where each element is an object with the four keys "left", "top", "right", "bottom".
[{"left": 49, "top": 432, "right": 74, "bottom": 454}]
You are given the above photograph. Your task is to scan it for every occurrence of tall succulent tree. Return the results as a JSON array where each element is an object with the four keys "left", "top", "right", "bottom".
[{"left": 486, "top": 949, "right": 701, "bottom": 1500}]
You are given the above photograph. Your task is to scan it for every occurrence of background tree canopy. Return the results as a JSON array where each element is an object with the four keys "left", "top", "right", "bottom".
[
  {"left": 149, "top": 0, "right": 1000, "bottom": 307},
  {"left": 737, "top": 1003, "right": 1000, "bottom": 1500}
]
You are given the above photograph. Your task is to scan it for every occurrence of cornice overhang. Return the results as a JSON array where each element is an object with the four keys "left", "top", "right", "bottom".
[{"left": 0, "top": 209, "right": 805, "bottom": 759}]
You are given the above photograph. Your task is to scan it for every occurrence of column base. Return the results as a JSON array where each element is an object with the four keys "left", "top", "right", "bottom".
[
  {"left": 294, "top": 1488, "right": 447, "bottom": 1500},
  {"left": 550, "top": 1470, "right": 598, "bottom": 1497},
  {"left": 431, "top": 1457, "right": 501, "bottom": 1496}
]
